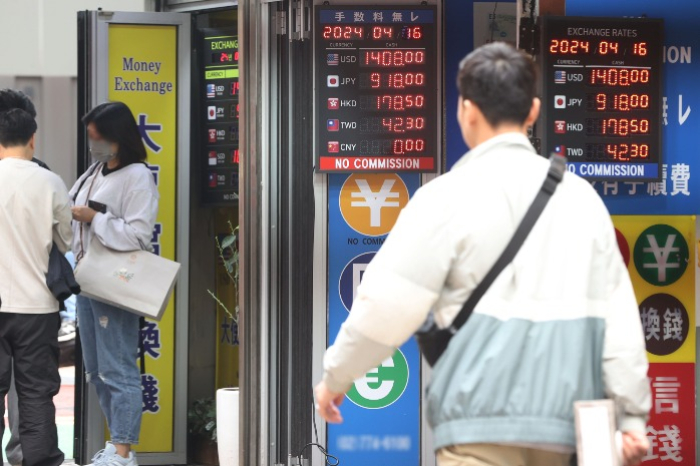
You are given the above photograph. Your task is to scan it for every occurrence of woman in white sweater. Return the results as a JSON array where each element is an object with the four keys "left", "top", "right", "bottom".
[{"left": 69, "top": 102, "right": 159, "bottom": 466}]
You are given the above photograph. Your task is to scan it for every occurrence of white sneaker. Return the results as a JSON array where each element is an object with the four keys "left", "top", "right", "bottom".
[
  {"left": 85, "top": 442, "right": 116, "bottom": 466},
  {"left": 101, "top": 451, "right": 138, "bottom": 466}
]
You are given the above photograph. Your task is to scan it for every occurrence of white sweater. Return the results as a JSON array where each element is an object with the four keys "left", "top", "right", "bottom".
[
  {"left": 69, "top": 162, "right": 159, "bottom": 257},
  {"left": 0, "top": 158, "right": 72, "bottom": 314}
]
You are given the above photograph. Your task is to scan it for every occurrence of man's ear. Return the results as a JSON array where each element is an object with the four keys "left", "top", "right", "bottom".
[
  {"left": 525, "top": 98, "right": 541, "bottom": 127},
  {"left": 463, "top": 99, "right": 480, "bottom": 125},
  {"left": 28, "top": 134, "right": 36, "bottom": 152}
]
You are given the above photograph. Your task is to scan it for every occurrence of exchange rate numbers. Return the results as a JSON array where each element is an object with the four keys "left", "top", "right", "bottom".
[
  {"left": 370, "top": 72, "right": 426, "bottom": 89},
  {"left": 606, "top": 143, "right": 650, "bottom": 161},
  {"left": 586, "top": 118, "right": 651, "bottom": 137},
  {"left": 393, "top": 138, "right": 425, "bottom": 155},
  {"left": 362, "top": 50, "right": 426, "bottom": 67},
  {"left": 589, "top": 93, "right": 651, "bottom": 112},
  {"left": 381, "top": 117, "right": 425, "bottom": 133},
  {"left": 590, "top": 68, "right": 650, "bottom": 87},
  {"left": 359, "top": 95, "right": 426, "bottom": 111}
]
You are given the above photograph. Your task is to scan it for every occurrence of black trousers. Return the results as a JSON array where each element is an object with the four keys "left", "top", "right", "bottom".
[{"left": 0, "top": 313, "right": 63, "bottom": 466}]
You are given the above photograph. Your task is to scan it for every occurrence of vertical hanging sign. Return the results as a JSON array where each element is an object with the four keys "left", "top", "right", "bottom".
[
  {"left": 108, "top": 24, "right": 178, "bottom": 452},
  {"left": 613, "top": 216, "right": 696, "bottom": 465},
  {"left": 201, "top": 29, "right": 240, "bottom": 206},
  {"left": 327, "top": 173, "right": 421, "bottom": 465}
]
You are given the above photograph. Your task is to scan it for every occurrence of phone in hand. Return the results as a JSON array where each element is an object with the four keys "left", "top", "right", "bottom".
[{"left": 88, "top": 200, "right": 108, "bottom": 214}]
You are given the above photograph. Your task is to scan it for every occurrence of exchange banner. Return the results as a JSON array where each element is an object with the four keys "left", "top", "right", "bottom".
[{"left": 108, "top": 24, "right": 178, "bottom": 452}]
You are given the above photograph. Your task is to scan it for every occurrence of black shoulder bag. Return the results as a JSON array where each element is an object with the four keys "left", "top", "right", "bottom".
[{"left": 416, "top": 154, "right": 567, "bottom": 367}]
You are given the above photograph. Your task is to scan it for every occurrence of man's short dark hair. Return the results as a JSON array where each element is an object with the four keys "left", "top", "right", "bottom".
[
  {"left": 457, "top": 43, "right": 537, "bottom": 128},
  {"left": 0, "top": 89, "right": 37, "bottom": 117},
  {"left": 0, "top": 109, "right": 37, "bottom": 147}
]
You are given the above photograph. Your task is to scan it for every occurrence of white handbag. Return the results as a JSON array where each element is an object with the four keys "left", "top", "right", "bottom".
[
  {"left": 73, "top": 163, "right": 180, "bottom": 321},
  {"left": 74, "top": 237, "right": 180, "bottom": 321}
]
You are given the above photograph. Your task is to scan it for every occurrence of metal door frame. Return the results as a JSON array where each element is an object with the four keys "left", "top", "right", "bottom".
[{"left": 78, "top": 11, "right": 191, "bottom": 465}]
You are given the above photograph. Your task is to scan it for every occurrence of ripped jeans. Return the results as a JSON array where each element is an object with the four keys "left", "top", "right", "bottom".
[{"left": 77, "top": 296, "right": 142, "bottom": 445}]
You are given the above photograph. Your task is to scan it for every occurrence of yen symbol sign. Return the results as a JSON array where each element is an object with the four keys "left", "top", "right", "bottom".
[
  {"left": 346, "top": 349, "right": 409, "bottom": 409},
  {"left": 634, "top": 225, "right": 689, "bottom": 286}
]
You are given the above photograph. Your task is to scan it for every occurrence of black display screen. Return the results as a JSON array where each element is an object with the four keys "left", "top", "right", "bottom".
[
  {"left": 201, "top": 30, "right": 239, "bottom": 205},
  {"left": 541, "top": 16, "right": 663, "bottom": 181},
  {"left": 315, "top": 5, "right": 438, "bottom": 173}
]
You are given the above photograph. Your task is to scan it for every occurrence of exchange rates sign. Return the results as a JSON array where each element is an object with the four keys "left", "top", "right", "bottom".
[
  {"left": 315, "top": 6, "right": 438, "bottom": 173},
  {"left": 541, "top": 17, "right": 663, "bottom": 181}
]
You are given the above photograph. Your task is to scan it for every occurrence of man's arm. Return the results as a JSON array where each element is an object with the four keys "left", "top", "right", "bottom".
[
  {"left": 597, "top": 215, "right": 651, "bottom": 433},
  {"left": 321, "top": 187, "right": 458, "bottom": 394},
  {"left": 52, "top": 177, "right": 73, "bottom": 253}
]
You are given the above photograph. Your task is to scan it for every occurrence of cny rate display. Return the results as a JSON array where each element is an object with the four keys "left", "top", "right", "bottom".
[
  {"left": 315, "top": 6, "right": 438, "bottom": 173},
  {"left": 541, "top": 16, "right": 663, "bottom": 181}
]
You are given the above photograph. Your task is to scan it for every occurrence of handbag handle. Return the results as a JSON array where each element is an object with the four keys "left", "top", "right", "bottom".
[
  {"left": 449, "top": 154, "right": 567, "bottom": 332},
  {"left": 76, "top": 163, "right": 103, "bottom": 263}
]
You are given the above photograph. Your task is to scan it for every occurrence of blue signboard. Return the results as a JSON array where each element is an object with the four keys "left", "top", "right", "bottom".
[
  {"left": 565, "top": 0, "right": 699, "bottom": 214},
  {"left": 445, "top": 0, "right": 518, "bottom": 171},
  {"left": 327, "top": 173, "right": 421, "bottom": 465}
]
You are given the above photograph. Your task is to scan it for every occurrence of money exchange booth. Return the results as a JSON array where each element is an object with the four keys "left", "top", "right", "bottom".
[{"left": 73, "top": 0, "right": 700, "bottom": 465}]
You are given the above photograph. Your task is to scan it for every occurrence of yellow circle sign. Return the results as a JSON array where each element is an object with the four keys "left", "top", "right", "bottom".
[{"left": 339, "top": 174, "right": 410, "bottom": 237}]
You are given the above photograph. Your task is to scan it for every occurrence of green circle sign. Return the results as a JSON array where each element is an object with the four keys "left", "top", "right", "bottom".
[
  {"left": 346, "top": 349, "right": 409, "bottom": 410},
  {"left": 634, "top": 224, "right": 689, "bottom": 286}
]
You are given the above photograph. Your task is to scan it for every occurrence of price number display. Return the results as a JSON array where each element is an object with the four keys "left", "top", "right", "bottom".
[
  {"left": 541, "top": 16, "right": 663, "bottom": 180},
  {"left": 315, "top": 6, "right": 438, "bottom": 173}
]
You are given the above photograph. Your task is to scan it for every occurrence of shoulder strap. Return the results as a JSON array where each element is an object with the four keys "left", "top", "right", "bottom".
[
  {"left": 450, "top": 154, "right": 567, "bottom": 331},
  {"left": 72, "top": 162, "right": 101, "bottom": 202}
]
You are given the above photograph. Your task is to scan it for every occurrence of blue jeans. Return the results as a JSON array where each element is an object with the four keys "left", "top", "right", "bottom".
[{"left": 77, "top": 296, "right": 142, "bottom": 445}]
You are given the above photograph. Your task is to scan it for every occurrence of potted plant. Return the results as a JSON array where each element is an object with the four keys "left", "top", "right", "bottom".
[
  {"left": 208, "top": 222, "right": 240, "bottom": 466},
  {"left": 188, "top": 398, "right": 219, "bottom": 465}
]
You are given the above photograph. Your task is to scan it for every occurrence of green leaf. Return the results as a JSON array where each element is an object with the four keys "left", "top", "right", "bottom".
[{"left": 221, "top": 235, "right": 235, "bottom": 250}]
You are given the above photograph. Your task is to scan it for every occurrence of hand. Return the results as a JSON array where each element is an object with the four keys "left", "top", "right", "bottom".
[
  {"left": 314, "top": 381, "right": 345, "bottom": 424},
  {"left": 622, "top": 431, "right": 649, "bottom": 466},
  {"left": 71, "top": 206, "right": 98, "bottom": 223}
]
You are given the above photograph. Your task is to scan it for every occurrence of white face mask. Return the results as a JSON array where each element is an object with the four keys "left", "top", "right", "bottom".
[{"left": 89, "top": 140, "right": 116, "bottom": 163}]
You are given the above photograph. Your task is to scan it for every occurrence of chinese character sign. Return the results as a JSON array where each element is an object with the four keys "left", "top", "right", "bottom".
[
  {"left": 613, "top": 216, "right": 695, "bottom": 465},
  {"left": 108, "top": 24, "right": 178, "bottom": 452},
  {"left": 643, "top": 364, "right": 695, "bottom": 465}
]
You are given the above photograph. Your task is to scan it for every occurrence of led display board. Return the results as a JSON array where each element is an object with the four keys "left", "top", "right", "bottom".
[
  {"left": 315, "top": 5, "right": 439, "bottom": 173},
  {"left": 541, "top": 16, "right": 663, "bottom": 181}
]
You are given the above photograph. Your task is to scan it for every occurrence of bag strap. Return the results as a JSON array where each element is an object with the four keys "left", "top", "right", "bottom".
[
  {"left": 450, "top": 154, "right": 567, "bottom": 332},
  {"left": 76, "top": 163, "right": 103, "bottom": 263},
  {"left": 73, "top": 162, "right": 101, "bottom": 202}
]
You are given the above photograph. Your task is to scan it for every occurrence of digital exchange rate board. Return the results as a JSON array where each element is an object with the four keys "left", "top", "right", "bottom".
[
  {"left": 541, "top": 17, "right": 663, "bottom": 181},
  {"left": 315, "top": 6, "right": 438, "bottom": 173}
]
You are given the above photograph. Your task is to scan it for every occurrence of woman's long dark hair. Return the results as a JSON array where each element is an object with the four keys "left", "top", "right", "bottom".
[{"left": 83, "top": 102, "right": 147, "bottom": 166}]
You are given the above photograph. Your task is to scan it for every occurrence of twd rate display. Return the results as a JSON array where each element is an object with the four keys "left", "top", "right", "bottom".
[
  {"left": 541, "top": 17, "right": 663, "bottom": 181},
  {"left": 315, "top": 6, "right": 439, "bottom": 173}
]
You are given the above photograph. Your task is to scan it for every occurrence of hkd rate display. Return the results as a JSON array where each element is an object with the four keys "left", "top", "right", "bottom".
[
  {"left": 541, "top": 16, "right": 663, "bottom": 181},
  {"left": 315, "top": 6, "right": 439, "bottom": 173}
]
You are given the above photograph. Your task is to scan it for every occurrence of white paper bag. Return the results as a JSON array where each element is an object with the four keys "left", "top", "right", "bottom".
[{"left": 74, "top": 238, "right": 180, "bottom": 321}]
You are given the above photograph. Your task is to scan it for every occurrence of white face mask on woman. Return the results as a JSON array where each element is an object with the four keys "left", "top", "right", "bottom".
[{"left": 89, "top": 140, "right": 117, "bottom": 163}]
